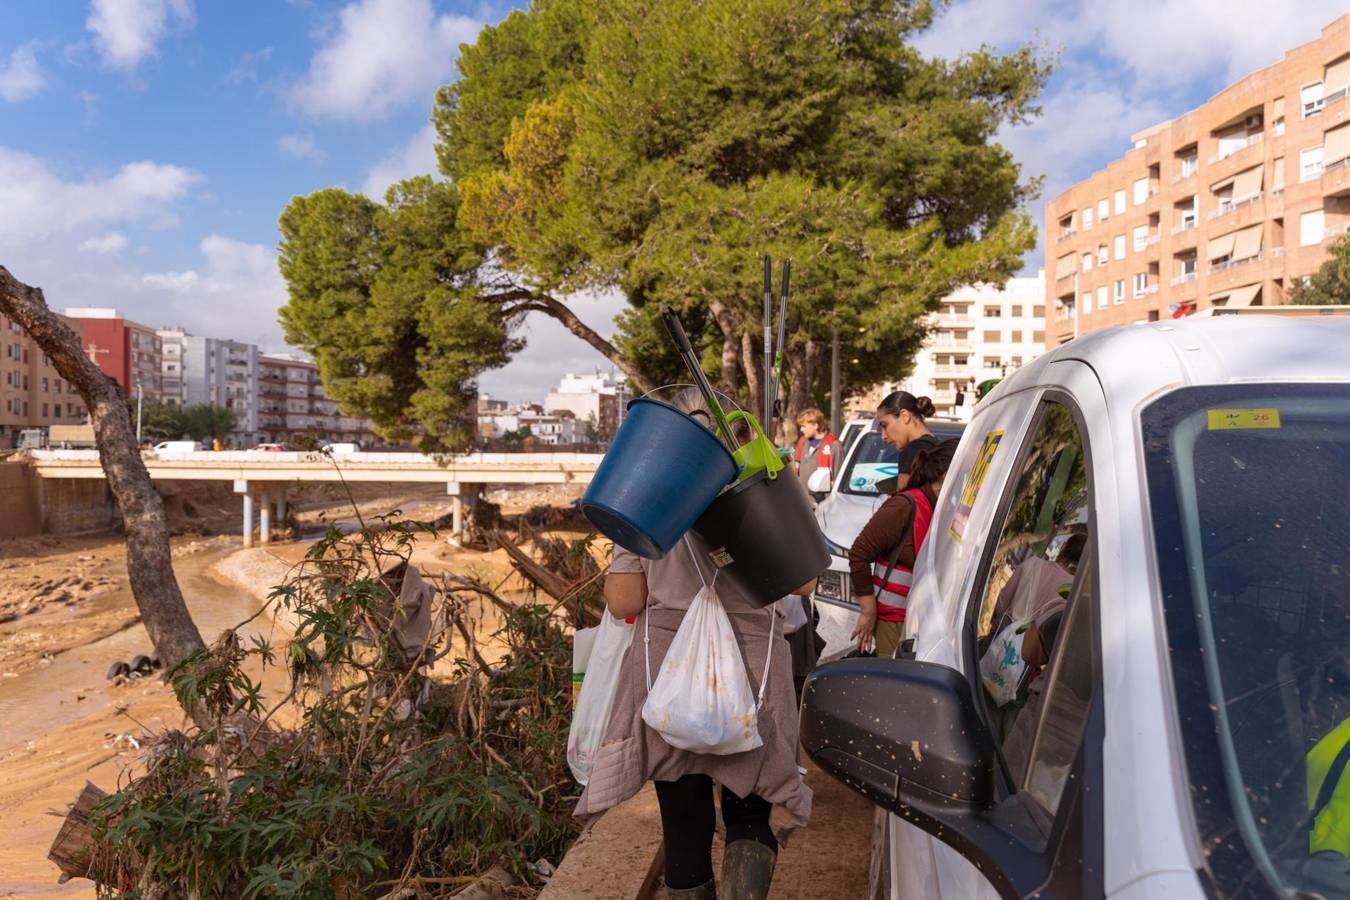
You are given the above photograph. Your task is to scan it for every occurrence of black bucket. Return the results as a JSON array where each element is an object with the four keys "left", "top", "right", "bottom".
[{"left": 691, "top": 469, "right": 831, "bottom": 608}]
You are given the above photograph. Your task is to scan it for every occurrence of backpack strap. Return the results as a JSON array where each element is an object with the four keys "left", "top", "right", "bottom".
[
  {"left": 877, "top": 493, "right": 917, "bottom": 592},
  {"left": 1314, "top": 736, "right": 1350, "bottom": 822}
]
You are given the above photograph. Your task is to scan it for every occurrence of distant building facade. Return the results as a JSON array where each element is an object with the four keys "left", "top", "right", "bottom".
[
  {"left": 65, "top": 308, "right": 163, "bottom": 402},
  {"left": 257, "top": 355, "right": 376, "bottom": 444},
  {"left": 0, "top": 314, "right": 87, "bottom": 448},
  {"left": 543, "top": 370, "right": 633, "bottom": 441},
  {"left": 158, "top": 328, "right": 260, "bottom": 442}
]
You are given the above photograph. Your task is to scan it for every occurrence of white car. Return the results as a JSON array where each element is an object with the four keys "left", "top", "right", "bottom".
[
  {"left": 801, "top": 316, "right": 1350, "bottom": 899},
  {"left": 809, "top": 416, "right": 965, "bottom": 660}
]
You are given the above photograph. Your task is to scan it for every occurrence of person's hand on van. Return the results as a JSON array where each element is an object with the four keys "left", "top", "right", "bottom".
[{"left": 851, "top": 594, "right": 877, "bottom": 653}]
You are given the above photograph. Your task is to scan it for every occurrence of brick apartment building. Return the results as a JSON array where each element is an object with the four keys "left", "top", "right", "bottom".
[
  {"left": 0, "top": 314, "right": 87, "bottom": 448},
  {"left": 257, "top": 355, "right": 376, "bottom": 445},
  {"left": 1046, "top": 14, "right": 1350, "bottom": 344},
  {"left": 65, "top": 308, "right": 163, "bottom": 401}
]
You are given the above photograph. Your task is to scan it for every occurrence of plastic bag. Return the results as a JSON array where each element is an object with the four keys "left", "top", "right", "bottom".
[
  {"left": 571, "top": 623, "right": 600, "bottom": 708},
  {"left": 979, "top": 617, "right": 1034, "bottom": 707},
  {"left": 568, "top": 612, "right": 636, "bottom": 784},
  {"left": 641, "top": 538, "right": 773, "bottom": 755},
  {"left": 779, "top": 595, "right": 809, "bottom": 634}
]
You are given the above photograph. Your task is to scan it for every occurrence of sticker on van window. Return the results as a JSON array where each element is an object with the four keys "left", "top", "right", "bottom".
[
  {"left": 1207, "top": 408, "right": 1281, "bottom": 430},
  {"left": 949, "top": 430, "right": 1004, "bottom": 543}
]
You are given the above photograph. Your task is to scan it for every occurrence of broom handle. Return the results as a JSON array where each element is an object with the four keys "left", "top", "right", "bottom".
[
  {"left": 772, "top": 259, "right": 789, "bottom": 432},
  {"left": 763, "top": 256, "right": 773, "bottom": 428},
  {"left": 660, "top": 306, "right": 739, "bottom": 449}
]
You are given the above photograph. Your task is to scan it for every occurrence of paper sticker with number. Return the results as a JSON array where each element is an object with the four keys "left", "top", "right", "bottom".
[
  {"left": 949, "top": 430, "right": 1003, "bottom": 543},
  {"left": 1207, "top": 408, "right": 1281, "bottom": 430}
]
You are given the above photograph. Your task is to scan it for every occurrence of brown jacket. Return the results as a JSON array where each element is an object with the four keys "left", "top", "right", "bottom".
[{"left": 847, "top": 484, "right": 938, "bottom": 598}]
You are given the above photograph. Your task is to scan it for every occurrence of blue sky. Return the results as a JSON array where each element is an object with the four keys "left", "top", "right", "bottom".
[{"left": 0, "top": 0, "right": 1344, "bottom": 401}]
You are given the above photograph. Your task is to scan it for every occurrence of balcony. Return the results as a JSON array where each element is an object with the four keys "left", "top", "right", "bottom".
[
  {"left": 1171, "top": 219, "right": 1198, "bottom": 236},
  {"left": 1170, "top": 271, "right": 1198, "bottom": 287},
  {"left": 1208, "top": 131, "right": 1263, "bottom": 166},
  {"left": 1207, "top": 193, "right": 1263, "bottom": 221},
  {"left": 1211, "top": 250, "right": 1263, "bottom": 274},
  {"left": 1058, "top": 227, "right": 1076, "bottom": 241},
  {"left": 1323, "top": 156, "right": 1350, "bottom": 198}
]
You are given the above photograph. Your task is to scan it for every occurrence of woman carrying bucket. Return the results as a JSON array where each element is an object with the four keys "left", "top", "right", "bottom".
[
  {"left": 875, "top": 390, "right": 939, "bottom": 493},
  {"left": 574, "top": 388, "right": 816, "bottom": 900},
  {"left": 847, "top": 439, "right": 960, "bottom": 658}
]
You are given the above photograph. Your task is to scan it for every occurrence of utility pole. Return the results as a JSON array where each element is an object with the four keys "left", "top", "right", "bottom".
[
  {"left": 829, "top": 326, "right": 841, "bottom": 435},
  {"left": 135, "top": 375, "right": 143, "bottom": 444}
]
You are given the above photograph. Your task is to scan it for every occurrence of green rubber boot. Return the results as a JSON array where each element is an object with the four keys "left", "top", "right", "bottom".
[
  {"left": 666, "top": 878, "right": 717, "bottom": 899},
  {"left": 720, "top": 840, "right": 777, "bottom": 900}
]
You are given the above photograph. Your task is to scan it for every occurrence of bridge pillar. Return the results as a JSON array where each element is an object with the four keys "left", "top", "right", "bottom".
[
  {"left": 259, "top": 490, "right": 271, "bottom": 545},
  {"left": 235, "top": 480, "right": 253, "bottom": 548}
]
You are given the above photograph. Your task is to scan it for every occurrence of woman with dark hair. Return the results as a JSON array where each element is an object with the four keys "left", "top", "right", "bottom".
[
  {"left": 875, "top": 391, "right": 938, "bottom": 493},
  {"left": 847, "top": 438, "right": 960, "bottom": 657}
]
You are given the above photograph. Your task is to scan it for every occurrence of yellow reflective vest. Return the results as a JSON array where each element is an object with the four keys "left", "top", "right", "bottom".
[{"left": 1308, "top": 718, "right": 1350, "bottom": 855}]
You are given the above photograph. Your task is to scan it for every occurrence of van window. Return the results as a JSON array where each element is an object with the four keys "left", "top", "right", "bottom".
[{"left": 970, "top": 402, "right": 1092, "bottom": 808}]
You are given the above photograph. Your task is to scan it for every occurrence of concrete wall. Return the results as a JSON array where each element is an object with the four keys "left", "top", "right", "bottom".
[{"left": 0, "top": 462, "right": 118, "bottom": 537}]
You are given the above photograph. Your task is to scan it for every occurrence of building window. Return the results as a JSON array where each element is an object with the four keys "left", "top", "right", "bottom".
[
  {"left": 1133, "top": 177, "right": 1149, "bottom": 205},
  {"left": 1114, "top": 189, "right": 1126, "bottom": 215},
  {"left": 1133, "top": 224, "right": 1150, "bottom": 251},
  {"left": 984, "top": 356, "right": 1001, "bottom": 369},
  {"left": 1303, "top": 81, "right": 1325, "bottom": 118},
  {"left": 1082, "top": 252, "right": 1093, "bottom": 273},
  {"left": 1097, "top": 244, "right": 1108, "bottom": 265},
  {"left": 1114, "top": 279, "right": 1125, "bottom": 304},
  {"left": 1097, "top": 198, "right": 1109, "bottom": 221},
  {"left": 1082, "top": 291, "right": 1092, "bottom": 314},
  {"left": 1033, "top": 331, "right": 1044, "bottom": 343},
  {"left": 985, "top": 306, "right": 1003, "bottom": 317},
  {"left": 1181, "top": 155, "right": 1198, "bottom": 178},
  {"left": 983, "top": 330, "right": 1001, "bottom": 342},
  {"left": 41, "top": 403, "right": 48, "bottom": 418},
  {"left": 1010, "top": 305, "right": 1023, "bottom": 317},
  {"left": 1033, "top": 305, "right": 1045, "bottom": 317},
  {"left": 1133, "top": 272, "right": 1148, "bottom": 297},
  {"left": 1114, "top": 234, "right": 1126, "bottom": 260},
  {"left": 1301, "top": 145, "right": 1324, "bottom": 181},
  {"left": 1301, "top": 209, "right": 1326, "bottom": 246},
  {"left": 1096, "top": 285, "right": 1108, "bottom": 309},
  {"left": 1082, "top": 207, "right": 1093, "bottom": 229}
]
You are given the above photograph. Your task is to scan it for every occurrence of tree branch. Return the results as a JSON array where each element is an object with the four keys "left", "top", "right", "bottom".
[{"left": 0, "top": 267, "right": 207, "bottom": 675}]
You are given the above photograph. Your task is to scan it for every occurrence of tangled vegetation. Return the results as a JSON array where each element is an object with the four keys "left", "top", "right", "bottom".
[{"left": 90, "top": 517, "right": 582, "bottom": 898}]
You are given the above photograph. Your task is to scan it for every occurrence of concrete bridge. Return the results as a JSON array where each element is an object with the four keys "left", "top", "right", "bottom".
[{"left": 27, "top": 450, "right": 602, "bottom": 546}]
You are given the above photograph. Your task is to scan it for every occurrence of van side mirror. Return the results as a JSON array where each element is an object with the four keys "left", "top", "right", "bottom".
[
  {"left": 806, "top": 468, "right": 832, "bottom": 493},
  {"left": 800, "top": 659, "right": 1049, "bottom": 894}
]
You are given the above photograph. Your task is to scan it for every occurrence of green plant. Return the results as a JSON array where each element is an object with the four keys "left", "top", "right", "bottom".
[{"left": 92, "top": 516, "right": 580, "bottom": 898}]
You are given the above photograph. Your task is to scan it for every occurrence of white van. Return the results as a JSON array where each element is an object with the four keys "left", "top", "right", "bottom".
[
  {"left": 801, "top": 317, "right": 1350, "bottom": 899},
  {"left": 151, "top": 440, "right": 201, "bottom": 455}
]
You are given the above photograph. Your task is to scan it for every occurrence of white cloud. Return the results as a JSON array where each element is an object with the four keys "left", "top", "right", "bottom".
[
  {"left": 277, "top": 133, "right": 325, "bottom": 162},
  {"left": 289, "top": 0, "right": 482, "bottom": 121},
  {"left": 0, "top": 147, "right": 201, "bottom": 243},
  {"left": 0, "top": 45, "right": 45, "bottom": 102},
  {"left": 80, "top": 231, "right": 130, "bottom": 254},
  {"left": 362, "top": 124, "right": 438, "bottom": 199},
  {"left": 86, "top": 0, "right": 195, "bottom": 71}
]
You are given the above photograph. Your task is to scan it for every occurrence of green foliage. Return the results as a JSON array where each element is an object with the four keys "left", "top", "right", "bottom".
[
  {"left": 131, "top": 400, "right": 186, "bottom": 442},
  {"left": 278, "top": 178, "right": 520, "bottom": 452},
  {"left": 93, "top": 516, "right": 580, "bottom": 898},
  {"left": 1290, "top": 233, "right": 1350, "bottom": 305},
  {"left": 179, "top": 404, "right": 238, "bottom": 442}
]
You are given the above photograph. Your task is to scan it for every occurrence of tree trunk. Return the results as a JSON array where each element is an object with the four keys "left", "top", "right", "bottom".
[
  {"left": 0, "top": 267, "right": 206, "bottom": 672},
  {"left": 524, "top": 293, "right": 655, "bottom": 394},
  {"left": 707, "top": 300, "right": 741, "bottom": 397},
  {"left": 781, "top": 337, "right": 822, "bottom": 445},
  {"left": 739, "top": 330, "right": 762, "bottom": 429}
]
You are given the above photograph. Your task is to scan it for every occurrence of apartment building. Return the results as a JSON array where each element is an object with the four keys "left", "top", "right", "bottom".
[
  {"left": 543, "top": 370, "right": 633, "bottom": 440},
  {"left": 65, "top": 308, "right": 163, "bottom": 401},
  {"left": 257, "top": 355, "right": 376, "bottom": 445},
  {"left": 876, "top": 273, "right": 1047, "bottom": 421},
  {"left": 1046, "top": 14, "right": 1350, "bottom": 344},
  {"left": 0, "top": 315, "right": 87, "bottom": 448},
  {"left": 158, "top": 328, "right": 261, "bottom": 442}
]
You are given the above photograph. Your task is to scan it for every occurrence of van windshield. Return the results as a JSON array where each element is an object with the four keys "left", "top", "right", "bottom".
[
  {"left": 839, "top": 432, "right": 898, "bottom": 495},
  {"left": 1143, "top": 384, "right": 1350, "bottom": 898}
]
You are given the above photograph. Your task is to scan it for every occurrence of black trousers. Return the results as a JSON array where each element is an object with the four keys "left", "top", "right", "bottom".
[{"left": 655, "top": 774, "right": 778, "bottom": 890}]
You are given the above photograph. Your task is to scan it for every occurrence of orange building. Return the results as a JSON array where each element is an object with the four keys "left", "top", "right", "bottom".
[
  {"left": 0, "top": 314, "right": 87, "bottom": 448},
  {"left": 1046, "top": 14, "right": 1350, "bottom": 344}
]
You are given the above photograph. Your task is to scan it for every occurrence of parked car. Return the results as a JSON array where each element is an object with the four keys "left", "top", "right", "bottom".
[
  {"left": 808, "top": 416, "right": 965, "bottom": 660},
  {"left": 319, "top": 442, "right": 361, "bottom": 455},
  {"left": 801, "top": 316, "right": 1350, "bottom": 899}
]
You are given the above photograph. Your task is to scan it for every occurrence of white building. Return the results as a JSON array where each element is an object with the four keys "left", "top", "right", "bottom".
[
  {"left": 543, "top": 369, "right": 632, "bottom": 441},
  {"left": 157, "top": 328, "right": 260, "bottom": 442},
  {"left": 886, "top": 271, "right": 1048, "bottom": 421}
]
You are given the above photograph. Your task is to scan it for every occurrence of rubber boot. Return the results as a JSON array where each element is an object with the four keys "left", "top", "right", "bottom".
[
  {"left": 665, "top": 878, "right": 717, "bottom": 899},
  {"left": 720, "top": 840, "right": 776, "bottom": 900}
]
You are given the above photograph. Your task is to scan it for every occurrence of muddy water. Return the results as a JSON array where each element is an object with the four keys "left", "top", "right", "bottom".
[{"left": 0, "top": 541, "right": 271, "bottom": 751}]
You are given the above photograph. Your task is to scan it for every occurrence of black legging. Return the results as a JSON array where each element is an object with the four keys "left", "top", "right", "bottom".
[{"left": 655, "top": 773, "right": 778, "bottom": 890}]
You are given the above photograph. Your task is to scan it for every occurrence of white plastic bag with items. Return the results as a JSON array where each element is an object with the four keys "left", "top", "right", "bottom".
[
  {"left": 640, "top": 538, "right": 773, "bottom": 755},
  {"left": 979, "top": 617, "right": 1034, "bottom": 707},
  {"left": 568, "top": 611, "right": 636, "bottom": 784}
]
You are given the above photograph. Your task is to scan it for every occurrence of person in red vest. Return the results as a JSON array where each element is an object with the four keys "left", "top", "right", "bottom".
[
  {"left": 847, "top": 438, "right": 960, "bottom": 658},
  {"left": 793, "top": 407, "right": 838, "bottom": 496}
]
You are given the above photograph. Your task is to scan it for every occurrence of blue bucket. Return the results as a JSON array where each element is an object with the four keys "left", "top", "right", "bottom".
[{"left": 581, "top": 398, "right": 738, "bottom": 559}]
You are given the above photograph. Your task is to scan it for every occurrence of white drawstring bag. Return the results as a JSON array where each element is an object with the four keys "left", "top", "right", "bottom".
[
  {"left": 568, "top": 611, "right": 636, "bottom": 784},
  {"left": 641, "top": 537, "right": 773, "bottom": 755},
  {"left": 979, "top": 617, "right": 1034, "bottom": 707},
  {"left": 778, "top": 595, "right": 809, "bottom": 634}
]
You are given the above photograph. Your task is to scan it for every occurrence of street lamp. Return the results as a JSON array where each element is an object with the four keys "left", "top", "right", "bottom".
[{"left": 135, "top": 375, "right": 143, "bottom": 444}]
